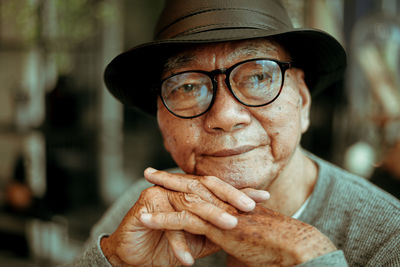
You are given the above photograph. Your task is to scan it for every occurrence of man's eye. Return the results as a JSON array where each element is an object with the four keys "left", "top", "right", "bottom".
[
  {"left": 250, "top": 72, "right": 270, "bottom": 82},
  {"left": 178, "top": 84, "right": 196, "bottom": 92},
  {"left": 237, "top": 72, "right": 272, "bottom": 88}
]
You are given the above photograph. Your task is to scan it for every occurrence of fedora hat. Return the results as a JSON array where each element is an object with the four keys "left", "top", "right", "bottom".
[{"left": 104, "top": 0, "right": 346, "bottom": 115}]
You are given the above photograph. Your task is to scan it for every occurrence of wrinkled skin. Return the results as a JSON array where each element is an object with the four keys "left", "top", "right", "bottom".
[
  {"left": 157, "top": 39, "right": 316, "bottom": 216},
  {"left": 168, "top": 203, "right": 334, "bottom": 267},
  {"left": 101, "top": 172, "right": 269, "bottom": 266},
  {"left": 101, "top": 186, "right": 220, "bottom": 267},
  {"left": 101, "top": 39, "right": 337, "bottom": 266},
  {"left": 102, "top": 171, "right": 335, "bottom": 267}
]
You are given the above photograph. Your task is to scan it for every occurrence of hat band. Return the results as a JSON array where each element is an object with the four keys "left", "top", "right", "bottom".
[{"left": 156, "top": 8, "right": 292, "bottom": 40}]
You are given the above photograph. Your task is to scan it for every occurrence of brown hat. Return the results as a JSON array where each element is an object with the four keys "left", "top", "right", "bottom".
[{"left": 104, "top": 0, "right": 346, "bottom": 115}]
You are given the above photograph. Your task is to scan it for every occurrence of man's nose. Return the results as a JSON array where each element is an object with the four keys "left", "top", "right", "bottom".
[{"left": 203, "top": 76, "right": 251, "bottom": 133}]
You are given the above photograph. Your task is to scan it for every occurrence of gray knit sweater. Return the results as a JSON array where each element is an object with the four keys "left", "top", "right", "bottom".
[{"left": 67, "top": 154, "right": 400, "bottom": 266}]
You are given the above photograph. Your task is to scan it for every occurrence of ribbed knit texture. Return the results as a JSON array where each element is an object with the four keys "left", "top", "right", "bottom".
[{"left": 66, "top": 153, "right": 400, "bottom": 266}]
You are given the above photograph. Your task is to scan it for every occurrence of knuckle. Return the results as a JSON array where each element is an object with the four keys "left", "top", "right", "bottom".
[
  {"left": 180, "top": 209, "right": 189, "bottom": 218},
  {"left": 167, "top": 191, "right": 189, "bottom": 211},
  {"left": 141, "top": 186, "right": 168, "bottom": 207},
  {"left": 178, "top": 210, "right": 191, "bottom": 224},
  {"left": 187, "top": 180, "right": 202, "bottom": 192},
  {"left": 159, "top": 212, "right": 170, "bottom": 224},
  {"left": 183, "top": 193, "right": 203, "bottom": 204},
  {"left": 142, "top": 185, "right": 163, "bottom": 197},
  {"left": 179, "top": 210, "right": 200, "bottom": 228}
]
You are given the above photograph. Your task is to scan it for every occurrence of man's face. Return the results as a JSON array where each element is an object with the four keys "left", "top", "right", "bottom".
[{"left": 157, "top": 39, "right": 311, "bottom": 190}]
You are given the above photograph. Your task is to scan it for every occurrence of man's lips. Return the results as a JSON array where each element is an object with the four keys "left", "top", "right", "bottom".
[{"left": 203, "top": 145, "right": 260, "bottom": 157}]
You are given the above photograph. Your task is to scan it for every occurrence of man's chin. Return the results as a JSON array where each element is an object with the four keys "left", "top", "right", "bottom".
[
  {"left": 194, "top": 164, "right": 271, "bottom": 190},
  {"left": 192, "top": 150, "right": 276, "bottom": 189}
]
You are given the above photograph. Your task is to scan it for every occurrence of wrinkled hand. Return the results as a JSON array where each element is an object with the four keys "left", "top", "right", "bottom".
[
  {"left": 143, "top": 205, "right": 337, "bottom": 267},
  {"left": 143, "top": 169, "right": 337, "bottom": 267},
  {"left": 101, "top": 168, "right": 270, "bottom": 266}
]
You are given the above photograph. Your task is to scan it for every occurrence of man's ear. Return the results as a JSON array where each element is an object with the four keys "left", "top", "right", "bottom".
[{"left": 293, "top": 68, "right": 311, "bottom": 133}]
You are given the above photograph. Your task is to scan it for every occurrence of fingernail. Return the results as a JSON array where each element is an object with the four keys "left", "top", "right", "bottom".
[
  {"left": 181, "top": 251, "right": 194, "bottom": 265},
  {"left": 140, "top": 213, "right": 152, "bottom": 223},
  {"left": 220, "top": 212, "right": 238, "bottom": 228},
  {"left": 145, "top": 167, "right": 157, "bottom": 175},
  {"left": 259, "top": 190, "right": 270, "bottom": 200},
  {"left": 239, "top": 195, "right": 255, "bottom": 210}
]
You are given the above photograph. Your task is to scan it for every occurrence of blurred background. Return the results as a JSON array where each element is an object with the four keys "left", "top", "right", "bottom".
[{"left": 0, "top": 0, "right": 399, "bottom": 266}]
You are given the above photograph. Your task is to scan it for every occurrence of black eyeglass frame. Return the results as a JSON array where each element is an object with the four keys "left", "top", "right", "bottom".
[{"left": 159, "top": 58, "right": 292, "bottom": 119}]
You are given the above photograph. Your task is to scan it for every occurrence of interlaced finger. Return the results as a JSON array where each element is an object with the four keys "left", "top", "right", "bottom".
[
  {"left": 165, "top": 230, "right": 194, "bottom": 266},
  {"left": 199, "top": 175, "right": 257, "bottom": 211},
  {"left": 145, "top": 168, "right": 226, "bottom": 207},
  {"left": 139, "top": 186, "right": 194, "bottom": 266},
  {"left": 144, "top": 168, "right": 268, "bottom": 212},
  {"left": 169, "top": 193, "right": 238, "bottom": 229},
  {"left": 140, "top": 211, "right": 213, "bottom": 235},
  {"left": 240, "top": 188, "right": 270, "bottom": 202},
  {"left": 140, "top": 211, "right": 224, "bottom": 252}
]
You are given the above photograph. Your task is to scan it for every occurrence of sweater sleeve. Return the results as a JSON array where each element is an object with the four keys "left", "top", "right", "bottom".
[
  {"left": 62, "top": 234, "right": 111, "bottom": 267},
  {"left": 62, "top": 179, "right": 154, "bottom": 266},
  {"left": 296, "top": 250, "right": 348, "bottom": 267}
]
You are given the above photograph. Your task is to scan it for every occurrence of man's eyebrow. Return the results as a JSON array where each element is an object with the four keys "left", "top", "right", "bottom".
[
  {"left": 163, "top": 42, "right": 281, "bottom": 73},
  {"left": 228, "top": 43, "right": 278, "bottom": 60},
  {"left": 163, "top": 54, "right": 196, "bottom": 73}
]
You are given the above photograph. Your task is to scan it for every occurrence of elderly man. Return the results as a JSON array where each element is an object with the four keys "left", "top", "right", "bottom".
[{"left": 70, "top": 0, "right": 400, "bottom": 266}]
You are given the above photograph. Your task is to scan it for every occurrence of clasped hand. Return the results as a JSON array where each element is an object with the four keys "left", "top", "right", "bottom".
[{"left": 101, "top": 168, "right": 336, "bottom": 267}]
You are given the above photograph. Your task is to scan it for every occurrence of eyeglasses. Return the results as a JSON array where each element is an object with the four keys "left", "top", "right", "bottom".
[{"left": 160, "top": 58, "right": 292, "bottom": 119}]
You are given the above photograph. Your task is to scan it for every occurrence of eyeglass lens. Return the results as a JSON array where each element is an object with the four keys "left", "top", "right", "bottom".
[{"left": 161, "top": 59, "right": 283, "bottom": 118}]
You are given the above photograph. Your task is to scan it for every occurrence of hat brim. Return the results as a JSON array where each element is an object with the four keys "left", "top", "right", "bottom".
[{"left": 104, "top": 27, "right": 346, "bottom": 115}]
